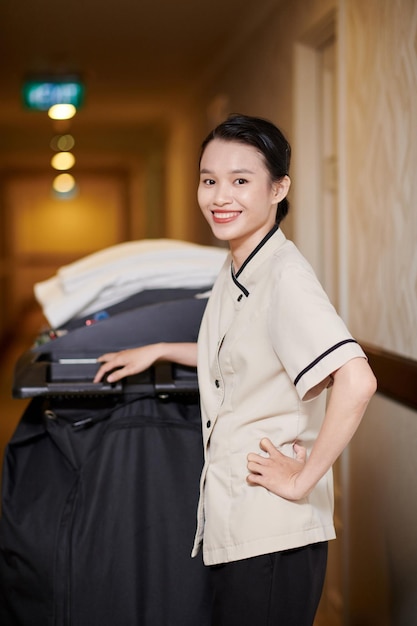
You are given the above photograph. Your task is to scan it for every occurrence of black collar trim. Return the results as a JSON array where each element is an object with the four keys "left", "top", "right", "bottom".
[
  {"left": 231, "top": 268, "right": 249, "bottom": 297},
  {"left": 235, "top": 224, "right": 279, "bottom": 279}
]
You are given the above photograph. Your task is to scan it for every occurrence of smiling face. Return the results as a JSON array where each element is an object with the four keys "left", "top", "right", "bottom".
[{"left": 198, "top": 139, "right": 290, "bottom": 269}]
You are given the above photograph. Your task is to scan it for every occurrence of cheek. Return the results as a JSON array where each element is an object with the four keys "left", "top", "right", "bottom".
[{"left": 197, "top": 187, "right": 210, "bottom": 211}]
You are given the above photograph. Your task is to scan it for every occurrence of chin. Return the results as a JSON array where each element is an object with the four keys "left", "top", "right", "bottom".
[{"left": 210, "top": 228, "right": 235, "bottom": 243}]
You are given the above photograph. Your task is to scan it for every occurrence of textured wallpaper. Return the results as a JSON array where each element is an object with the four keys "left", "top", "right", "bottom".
[{"left": 345, "top": 0, "right": 417, "bottom": 359}]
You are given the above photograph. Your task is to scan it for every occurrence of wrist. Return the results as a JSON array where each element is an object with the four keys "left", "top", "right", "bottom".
[
  {"left": 154, "top": 342, "right": 169, "bottom": 361},
  {"left": 293, "top": 469, "right": 314, "bottom": 500}
]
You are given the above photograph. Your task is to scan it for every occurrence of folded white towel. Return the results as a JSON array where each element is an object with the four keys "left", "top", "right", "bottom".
[{"left": 34, "top": 239, "right": 228, "bottom": 327}]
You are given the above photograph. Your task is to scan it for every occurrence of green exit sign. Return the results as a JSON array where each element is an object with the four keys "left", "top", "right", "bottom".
[{"left": 22, "top": 78, "right": 85, "bottom": 110}]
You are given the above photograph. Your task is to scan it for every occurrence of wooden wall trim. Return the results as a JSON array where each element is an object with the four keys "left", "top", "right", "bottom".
[{"left": 362, "top": 342, "right": 417, "bottom": 411}]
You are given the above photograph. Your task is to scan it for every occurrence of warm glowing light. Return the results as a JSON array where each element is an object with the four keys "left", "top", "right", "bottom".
[
  {"left": 48, "top": 103, "right": 76, "bottom": 120},
  {"left": 51, "top": 151, "right": 76, "bottom": 171},
  {"left": 50, "top": 134, "right": 75, "bottom": 151},
  {"left": 53, "top": 173, "right": 76, "bottom": 193}
]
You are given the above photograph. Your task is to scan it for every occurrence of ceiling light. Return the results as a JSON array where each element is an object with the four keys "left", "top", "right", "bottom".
[
  {"left": 53, "top": 173, "right": 76, "bottom": 193},
  {"left": 48, "top": 103, "right": 76, "bottom": 120},
  {"left": 50, "top": 134, "right": 75, "bottom": 151},
  {"left": 51, "top": 151, "right": 76, "bottom": 170}
]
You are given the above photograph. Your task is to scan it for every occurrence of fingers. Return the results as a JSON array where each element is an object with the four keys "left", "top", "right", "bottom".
[
  {"left": 94, "top": 362, "right": 117, "bottom": 383},
  {"left": 249, "top": 439, "right": 307, "bottom": 461},
  {"left": 246, "top": 456, "right": 268, "bottom": 475},
  {"left": 246, "top": 440, "right": 307, "bottom": 480},
  {"left": 93, "top": 346, "right": 156, "bottom": 383},
  {"left": 293, "top": 442, "right": 307, "bottom": 463},
  {"left": 258, "top": 438, "right": 307, "bottom": 462},
  {"left": 246, "top": 440, "right": 308, "bottom": 500},
  {"left": 259, "top": 437, "right": 278, "bottom": 456},
  {"left": 93, "top": 352, "right": 124, "bottom": 383},
  {"left": 246, "top": 472, "right": 267, "bottom": 487},
  {"left": 247, "top": 439, "right": 282, "bottom": 468},
  {"left": 96, "top": 352, "right": 117, "bottom": 363}
]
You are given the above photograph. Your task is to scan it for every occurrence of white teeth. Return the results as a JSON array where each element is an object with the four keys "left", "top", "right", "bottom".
[{"left": 213, "top": 212, "right": 239, "bottom": 219}]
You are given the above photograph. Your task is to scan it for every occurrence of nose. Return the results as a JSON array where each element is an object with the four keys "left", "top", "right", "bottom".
[{"left": 213, "top": 182, "right": 232, "bottom": 206}]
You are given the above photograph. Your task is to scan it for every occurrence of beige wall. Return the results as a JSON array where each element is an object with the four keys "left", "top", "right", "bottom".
[
  {"left": 345, "top": 0, "right": 417, "bottom": 360},
  {"left": 343, "top": 2, "right": 417, "bottom": 624}
]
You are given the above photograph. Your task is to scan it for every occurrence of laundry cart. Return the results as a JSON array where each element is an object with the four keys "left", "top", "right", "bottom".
[{"left": 0, "top": 240, "right": 227, "bottom": 626}]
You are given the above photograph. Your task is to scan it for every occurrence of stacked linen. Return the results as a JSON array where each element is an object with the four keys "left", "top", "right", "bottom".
[{"left": 34, "top": 239, "right": 227, "bottom": 328}]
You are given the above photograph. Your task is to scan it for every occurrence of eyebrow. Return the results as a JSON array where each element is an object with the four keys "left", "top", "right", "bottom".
[{"left": 199, "top": 168, "right": 256, "bottom": 174}]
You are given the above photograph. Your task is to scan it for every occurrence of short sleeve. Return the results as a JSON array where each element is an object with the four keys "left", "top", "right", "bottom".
[{"left": 268, "top": 251, "right": 366, "bottom": 401}]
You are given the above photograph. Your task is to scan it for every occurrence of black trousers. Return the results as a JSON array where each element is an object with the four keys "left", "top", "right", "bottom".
[{"left": 209, "top": 542, "right": 328, "bottom": 626}]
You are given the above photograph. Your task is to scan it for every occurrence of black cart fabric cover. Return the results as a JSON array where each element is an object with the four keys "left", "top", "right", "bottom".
[{"left": 0, "top": 291, "right": 212, "bottom": 626}]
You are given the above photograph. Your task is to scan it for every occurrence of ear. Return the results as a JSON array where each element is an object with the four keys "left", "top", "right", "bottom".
[{"left": 272, "top": 175, "right": 291, "bottom": 203}]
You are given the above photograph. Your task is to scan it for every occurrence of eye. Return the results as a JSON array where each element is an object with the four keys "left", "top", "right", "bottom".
[
  {"left": 235, "top": 178, "right": 248, "bottom": 185},
  {"left": 202, "top": 178, "right": 215, "bottom": 186}
]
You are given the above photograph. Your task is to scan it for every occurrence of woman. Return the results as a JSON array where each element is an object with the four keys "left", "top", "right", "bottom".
[{"left": 94, "top": 114, "right": 377, "bottom": 625}]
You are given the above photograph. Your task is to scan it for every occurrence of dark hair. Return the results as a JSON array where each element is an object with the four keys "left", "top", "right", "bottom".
[{"left": 200, "top": 114, "right": 291, "bottom": 224}]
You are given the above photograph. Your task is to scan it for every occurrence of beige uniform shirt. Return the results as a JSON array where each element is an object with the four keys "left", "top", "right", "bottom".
[{"left": 192, "top": 227, "right": 365, "bottom": 566}]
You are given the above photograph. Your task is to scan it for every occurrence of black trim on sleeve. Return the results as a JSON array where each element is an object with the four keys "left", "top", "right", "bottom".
[{"left": 294, "top": 339, "right": 358, "bottom": 387}]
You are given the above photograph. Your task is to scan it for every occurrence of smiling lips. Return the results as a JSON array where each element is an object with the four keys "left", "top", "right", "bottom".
[{"left": 212, "top": 210, "right": 242, "bottom": 223}]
